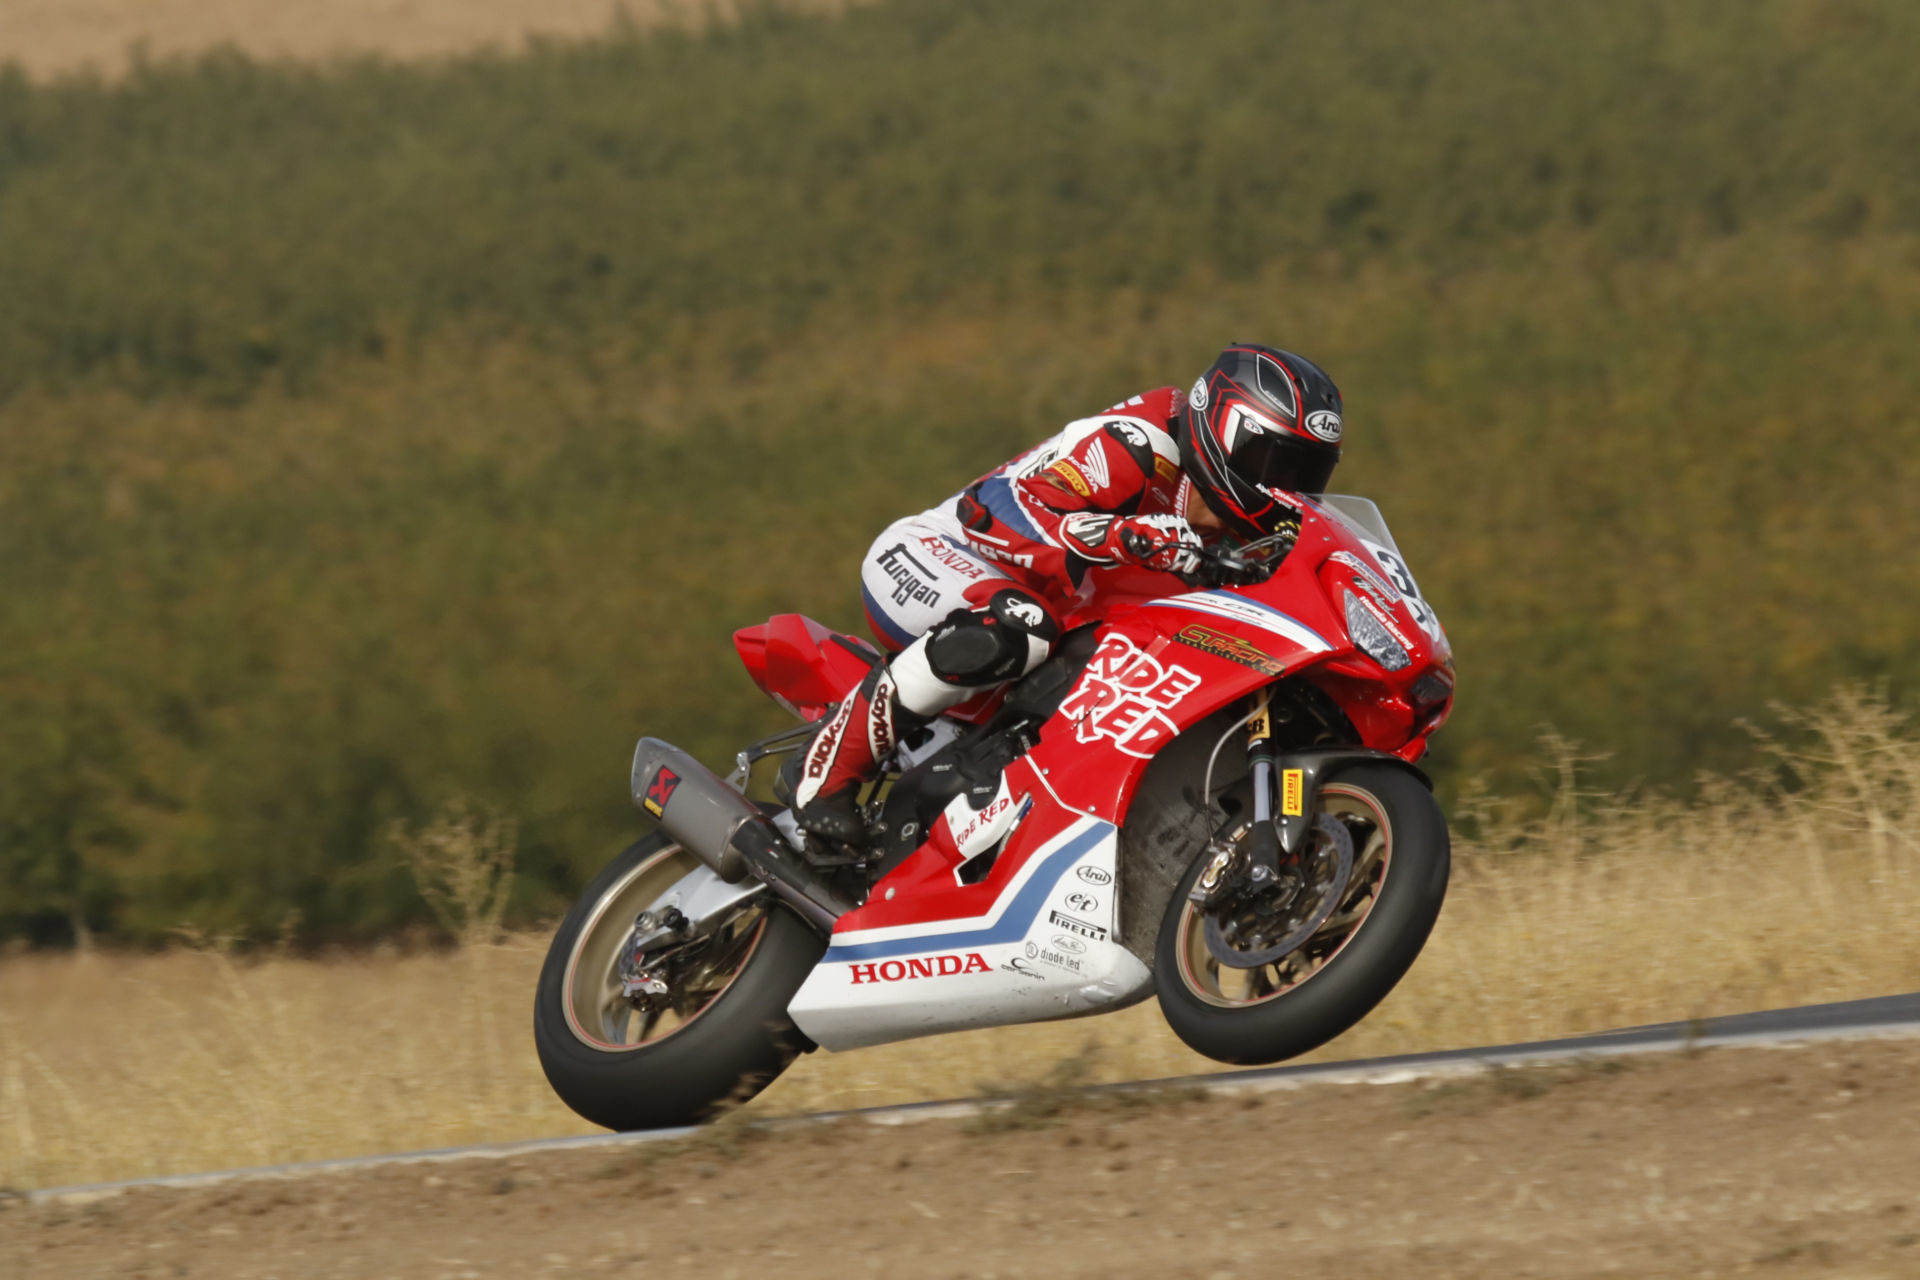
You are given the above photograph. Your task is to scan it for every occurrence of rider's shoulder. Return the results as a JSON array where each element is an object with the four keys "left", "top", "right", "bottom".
[
  {"left": 1087, "top": 388, "right": 1182, "bottom": 463},
  {"left": 1105, "top": 385, "right": 1183, "bottom": 427}
]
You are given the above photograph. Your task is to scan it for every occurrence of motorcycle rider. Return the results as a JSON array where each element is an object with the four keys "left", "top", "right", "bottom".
[{"left": 794, "top": 342, "right": 1346, "bottom": 844}]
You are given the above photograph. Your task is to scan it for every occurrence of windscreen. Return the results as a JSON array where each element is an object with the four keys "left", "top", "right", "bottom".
[
  {"left": 1313, "top": 494, "right": 1400, "bottom": 555},
  {"left": 1311, "top": 494, "right": 1449, "bottom": 655}
]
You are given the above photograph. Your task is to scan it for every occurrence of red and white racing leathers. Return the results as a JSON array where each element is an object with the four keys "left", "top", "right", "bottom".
[
  {"left": 796, "top": 387, "right": 1199, "bottom": 831},
  {"left": 857, "top": 386, "right": 1194, "bottom": 647}
]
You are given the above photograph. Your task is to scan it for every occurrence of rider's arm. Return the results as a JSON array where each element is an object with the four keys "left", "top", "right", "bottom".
[
  {"left": 1013, "top": 419, "right": 1163, "bottom": 519},
  {"left": 1006, "top": 421, "right": 1203, "bottom": 577}
]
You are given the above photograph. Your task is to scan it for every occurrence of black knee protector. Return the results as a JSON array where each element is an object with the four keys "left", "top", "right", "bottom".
[{"left": 923, "top": 590, "right": 1059, "bottom": 686}]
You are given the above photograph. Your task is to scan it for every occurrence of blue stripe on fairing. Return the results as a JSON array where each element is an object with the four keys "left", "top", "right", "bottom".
[
  {"left": 975, "top": 476, "right": 1046, "bottom": 542},
  {"left": 823, "top": 821, "right": 1112, "bottom": 961},
  {"left": 860, "top": 584, "right": 917, "bottom": 648}
]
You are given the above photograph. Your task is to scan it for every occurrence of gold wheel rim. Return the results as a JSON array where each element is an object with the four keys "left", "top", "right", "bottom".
[
  {"left": 560, "top": 844, "right": 769, "bottom": 1052},
  {"left": 1173, "top": 782, "right": 1393, "bottom": 1009}
]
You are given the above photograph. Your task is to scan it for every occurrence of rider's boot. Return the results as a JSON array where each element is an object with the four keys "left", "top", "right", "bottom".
[
  {"left": 793, "top": 663, "right": 929, "bottom": 845},
  {"left": 795, "top": 595, "right": 1059, "bottom": 844}
]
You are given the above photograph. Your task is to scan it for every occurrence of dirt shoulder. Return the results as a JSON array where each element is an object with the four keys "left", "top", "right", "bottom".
[
  {"left": 0, "top": 0, "right": 857, "bottom": 80},
  {"left": 9, "top": 1038, "right": 1920, "bottom": 1279}
]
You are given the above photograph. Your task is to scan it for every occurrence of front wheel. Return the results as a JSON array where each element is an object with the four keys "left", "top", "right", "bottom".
[
  {"left": 1154, "top": 763, "right": 1449, "bottom": 1065},
  {"left": 533, "top": 833, "right": 825, "bottom": 1131}
]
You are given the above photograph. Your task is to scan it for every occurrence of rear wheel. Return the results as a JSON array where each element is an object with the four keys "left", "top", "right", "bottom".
[
  {"left": 533, "top": 834, "right": 824, "bottom": 1131},
  {"left": 1154, "top": 763, "right": 1448, "bottom": 1065}
]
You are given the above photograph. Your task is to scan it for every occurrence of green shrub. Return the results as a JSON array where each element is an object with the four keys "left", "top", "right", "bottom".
[{"left": 4, "top": 0, "right": 1920, "bottom": 941}]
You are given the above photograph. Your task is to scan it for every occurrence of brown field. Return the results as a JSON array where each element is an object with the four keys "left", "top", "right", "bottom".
[
  {"left": 10, "top": 1038, "right": 1920, "bottom": 1279},
  {"left": 0, "top": 0, "right": 861, "bottom": 79},
  {"left": 4, "top": 686, "right": 1917, "bottom": 1194}
]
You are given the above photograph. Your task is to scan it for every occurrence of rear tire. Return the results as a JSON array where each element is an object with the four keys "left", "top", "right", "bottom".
[
  {"left": 1154, "top": 763, "right": 1448, "bottom": 1065},
  {"left": 533, "top": 834, "right": 825, "bottom": 1131}
]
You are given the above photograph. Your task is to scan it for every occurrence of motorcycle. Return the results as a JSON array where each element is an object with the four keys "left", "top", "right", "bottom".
[{"left": 534, "top": 493, "right": 1454, "bottom": 1131}]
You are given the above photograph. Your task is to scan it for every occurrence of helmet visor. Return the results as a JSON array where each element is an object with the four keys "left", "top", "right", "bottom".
[{"left": 1229, "top": 430, "right": 1338, "bottom": 497}]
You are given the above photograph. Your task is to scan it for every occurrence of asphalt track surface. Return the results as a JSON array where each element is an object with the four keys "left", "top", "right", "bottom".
[{"left": 28, "top": 990, "right": 1920, "bottom": 1205}]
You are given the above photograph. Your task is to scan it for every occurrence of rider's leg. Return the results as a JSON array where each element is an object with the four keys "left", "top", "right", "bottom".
[{"left": 794, "top": 587, "right": 1061, "bottom": 842}]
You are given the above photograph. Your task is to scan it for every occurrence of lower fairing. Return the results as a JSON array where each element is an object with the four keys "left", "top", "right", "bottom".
[{"left": 786, "top": 818, "right": 1154, "bottom": 1051}]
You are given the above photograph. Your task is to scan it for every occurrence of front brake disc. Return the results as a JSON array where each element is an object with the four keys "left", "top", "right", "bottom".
[{"left": 1203, "top": 813, "right": 1354, "bottom": 969}]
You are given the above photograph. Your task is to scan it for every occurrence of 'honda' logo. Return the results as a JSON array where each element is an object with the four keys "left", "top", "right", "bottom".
[{"left": 848, "top": 952, "right": 991, "bottom": 984}]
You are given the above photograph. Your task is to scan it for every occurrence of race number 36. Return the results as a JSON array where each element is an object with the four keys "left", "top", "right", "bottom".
[{"left": 1362, "top": 540, "right": 1443, "bottom": 642}]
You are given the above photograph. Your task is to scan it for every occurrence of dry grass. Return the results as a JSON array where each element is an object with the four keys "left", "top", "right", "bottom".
[
  {"left": 5, "top": 685, "right": 1919, "bottom": 1191},
  {"left": 0, "top": 0, "right": 868, "bottom": 80}
]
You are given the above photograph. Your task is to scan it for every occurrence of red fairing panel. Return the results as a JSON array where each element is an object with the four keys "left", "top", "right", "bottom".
[{"left": 829, "top": 753, "right": 1082, "bottom": 936}]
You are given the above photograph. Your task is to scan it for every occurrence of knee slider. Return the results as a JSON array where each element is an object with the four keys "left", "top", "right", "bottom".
[
  {"left": 924, "top": 591, "right": 1058, "bottom": 686},
  {"left": 924, "top": 612, "right": 1024, "bottom": 685}
]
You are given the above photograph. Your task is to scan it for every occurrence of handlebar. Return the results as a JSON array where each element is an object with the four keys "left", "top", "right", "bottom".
[{"left": 1192, "top": 526, "right": 1297, "bottom": 587}]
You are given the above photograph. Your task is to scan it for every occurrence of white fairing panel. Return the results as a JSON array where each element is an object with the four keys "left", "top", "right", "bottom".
[{"left": 787, "top": 818, "right": 1154, "bottom": 1051}]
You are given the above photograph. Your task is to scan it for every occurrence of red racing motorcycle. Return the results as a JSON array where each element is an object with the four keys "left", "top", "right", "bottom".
[{"left": 534, "top": 494, "right": 1454, "bottom": 1130}]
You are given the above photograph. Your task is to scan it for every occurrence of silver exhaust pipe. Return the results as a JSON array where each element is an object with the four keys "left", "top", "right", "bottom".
[{"left": 629, "top": 737, "right": 852, "bottom": 934}]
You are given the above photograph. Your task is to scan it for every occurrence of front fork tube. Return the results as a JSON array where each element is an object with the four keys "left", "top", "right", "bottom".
[
  {"left": 1197, "top": 691, "right": 1331, "bottom": 907},
  {"left": 1243, "top": 691, "right": 1286, "bottom": 889}
]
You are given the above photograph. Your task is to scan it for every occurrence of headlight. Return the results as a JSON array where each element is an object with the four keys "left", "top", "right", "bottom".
[{"left": 1344, "top": 591, "right": 1411, "bottom": 672}]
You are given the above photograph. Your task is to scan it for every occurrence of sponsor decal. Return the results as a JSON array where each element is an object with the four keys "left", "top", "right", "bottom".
[
  {"left": 946, "top": 788, "right": 1030, "bottom": 859},
  {"left": 642, "top": 766, "right": 681, "bottom": 818},
  {"left": 1048, "top": 909, "right": 1108, "bottom": 941},
  {"left": 848, "top": 952, "right": 991, "bottom": 984},
  {"left": 1223, "top": 402, "right": 1288, "bottom": 449},
  {"left": 916, "top": 536, "right": 987, "bottom": 580},
  {"left": 1304, "top": 409, "right": 1344, "bottom": 443},
  {"left": 867, "top": 672, "right": 900, "bottom": 762},
  {"left": 1189, "top": 377, "right": 1210, "bottom": 411},
  {"left": 1064, "top": 890, "right": 1101, "bottom": 914},
  {"left": 1154, "top": 456, "right": 1181, "bottom": 484},
  {"left": 804, "top": 696, "right": 856, "bottom": 781},
  {"left": 1352, "top": 574, "right": 1399, "bottom": 616},
  {"left": 1051, "top": 934, "right": 1088, "bottom": 955},
  {"left": 1029, "top": 942, "right": 1084, "bottom": 975},
  {"left": 972, "top": 543, "right": 1036, "bottom": 570},
  {"left": 1000, "top": 957, "right": 1046, "bottom": 981},
  {"left": 1075, "top": 866, "right": 1112, "bottom": 886},
  {"left": 1331, "top": 550, "right": 1400, "bottom": 602},
  {"left": 1079, "top": 441, "right": 1112, "bottom": 489},
  {"left": 1146, "top": 591, "right": 1333, "bottom": 654},
  {"left": 1354, "top": 592, "right": 1418, "bottom": 652},
  {"left": 1058, "top": 634, "right": 1202, "bottom": 758},
  {"left": 1047, "top": 461, "right": 1092, "bottom": 497},
  {"left": 1173, "top": 622, "right": 1288, "bottom": 677},
  {"left": 1282, "top": 768, "right": 1305, "bottom": 817},
  {"left": 876, "top": 543, "right": 944, "bottom": 609}
]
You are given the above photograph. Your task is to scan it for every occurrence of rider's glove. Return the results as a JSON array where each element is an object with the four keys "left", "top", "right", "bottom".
[{"left": 1107, "top": 514, "right": 1205, "bottom": 576}]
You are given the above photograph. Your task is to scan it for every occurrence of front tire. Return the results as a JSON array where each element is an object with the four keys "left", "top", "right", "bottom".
[
  {"left": 1154, "top": 763, "right": 1449, "bottom": 1065},
  {"left": 533, "top": 834, "right": 825, "bottom": 1131}
]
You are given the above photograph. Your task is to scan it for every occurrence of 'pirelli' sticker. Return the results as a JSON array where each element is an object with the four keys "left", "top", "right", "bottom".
[
  {"left": 1047, "top": 461, "right": 1092, "bottom": 497},
  {"left": 1281, "top": 769, "right": 1305, "bottom": 817}
]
